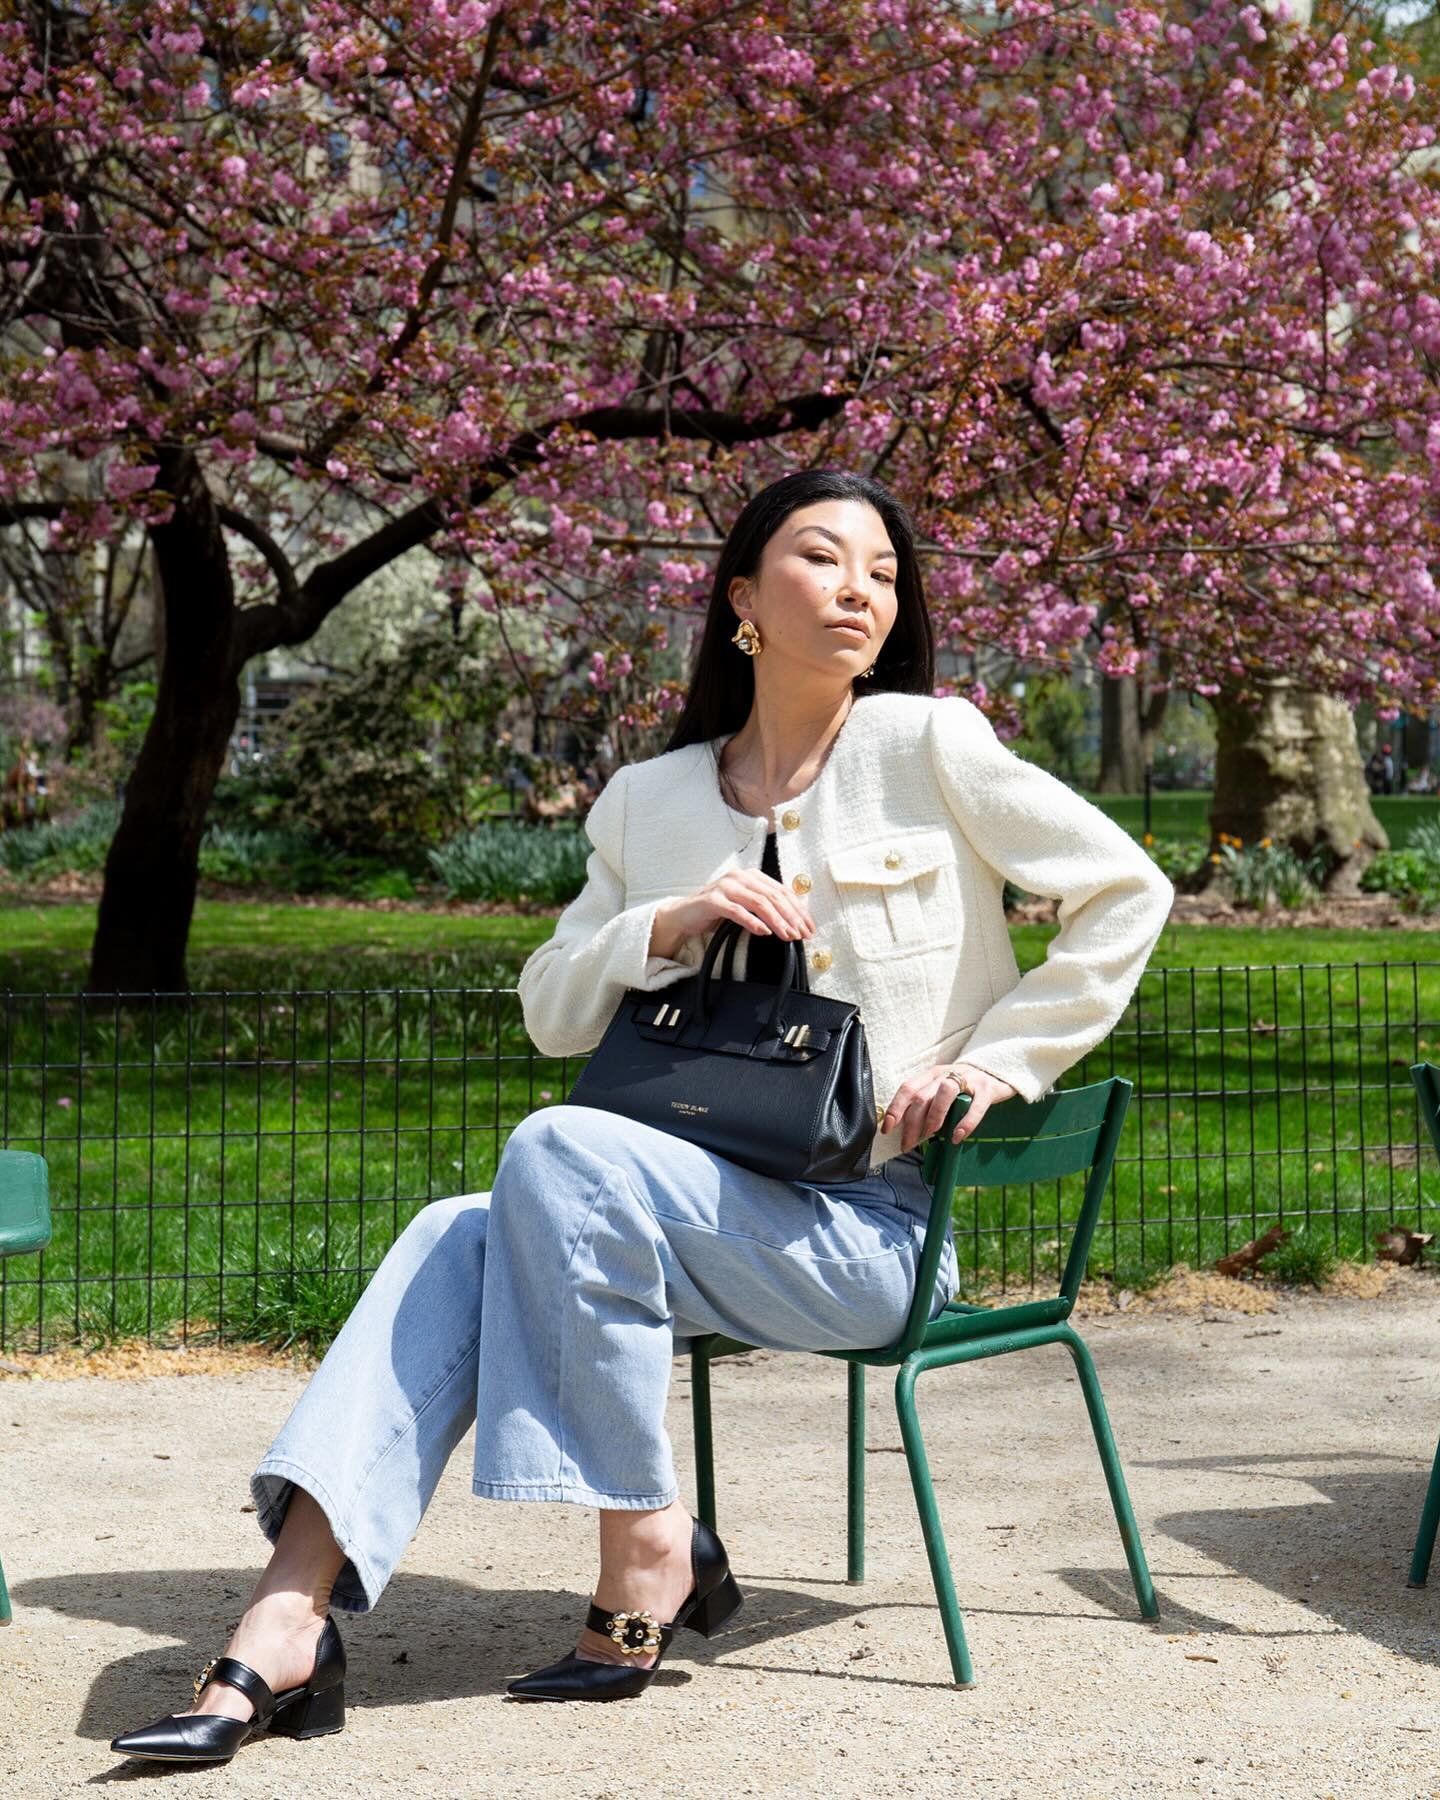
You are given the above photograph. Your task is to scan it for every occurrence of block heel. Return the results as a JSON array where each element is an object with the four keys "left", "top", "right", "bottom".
[
  {"left": 507, "top": 1513, "right": 740, "bottom": 1702},
  {"left": 685, "top": 1569, "right": 743, "bottom": 1637},
  {"left": 272, "top": 1678, "right": 345, "bottom": 1740},
  {"left": 110, "top": 1614, "right": 347, "bottom": 1764}
]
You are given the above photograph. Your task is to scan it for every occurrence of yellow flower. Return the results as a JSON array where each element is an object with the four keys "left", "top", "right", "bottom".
[
  {"left": 1209, "top": 852, "right": 1222, "bottom": 864},
  {"left": 1260, "top": 837, "right": 1272, "bottom": 849},
  {"left": 1142, "top": 832, "right": 1154, "bottom": 846}
]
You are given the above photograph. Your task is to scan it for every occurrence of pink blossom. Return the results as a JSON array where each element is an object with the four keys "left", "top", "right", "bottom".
[{"left": 105, "top": 463, "right": 159, "bottom": 500}]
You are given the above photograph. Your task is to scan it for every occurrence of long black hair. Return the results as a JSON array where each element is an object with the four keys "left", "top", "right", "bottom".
[{"left": 660, "top": 469, "right": 935, "bottom": 754}]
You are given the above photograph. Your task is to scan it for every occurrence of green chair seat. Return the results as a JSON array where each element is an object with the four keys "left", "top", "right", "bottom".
[
  {"left": 688, "top": 1076, "right": 1159, "bottom": 1686},
  {"left": 0, "top": 1150, "right": 51, "bottom": 1625}
]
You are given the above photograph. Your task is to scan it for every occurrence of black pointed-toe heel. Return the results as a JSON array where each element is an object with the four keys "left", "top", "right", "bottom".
[
  {"left": 507, "top": 1514, "right": 743, "bottom": 1702},
  {"left": 109, "top": 1615, "right": 346, "bottom": 1763}
]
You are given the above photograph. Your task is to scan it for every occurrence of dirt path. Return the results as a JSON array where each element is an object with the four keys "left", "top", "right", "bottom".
[{"left": 3, "top": 1286, "right": 1439, "bottom": 1798}]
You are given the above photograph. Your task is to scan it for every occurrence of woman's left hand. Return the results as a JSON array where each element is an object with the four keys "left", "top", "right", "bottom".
[{"left": 880, "top": 1062, "right": 1018, "bottom": 1156}]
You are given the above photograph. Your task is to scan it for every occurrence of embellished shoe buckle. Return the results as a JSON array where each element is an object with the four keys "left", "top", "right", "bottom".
[
  {"left": 192, "top": 1656, "right": 218, "bottom": 1703},
  {"left": 604, "top": 1609, "right": 662, "bottom": 1655}
]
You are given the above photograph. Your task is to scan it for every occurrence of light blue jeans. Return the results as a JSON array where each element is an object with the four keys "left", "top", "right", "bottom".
[{"left": 250, "top": 1104, "right": 959, "bottom": 1613}]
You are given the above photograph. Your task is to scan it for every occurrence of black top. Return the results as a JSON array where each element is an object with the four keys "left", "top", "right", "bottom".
[{"left": 746, "top": 830, "right": 787, "bottom": 984}]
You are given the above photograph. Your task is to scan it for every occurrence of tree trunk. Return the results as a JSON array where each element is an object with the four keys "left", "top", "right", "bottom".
[
  {"left": 1096, "top": 674, "right": 1170, "bottom": 793},
  {"left": 1201, "top": 680, "right": 1388, "bottom": 895},
  {"left": 1096, "top": 673, "right": 1143, "bottom": 792},
  {"left": 88, "top": 452, "right": 239, "bottom": 991}
]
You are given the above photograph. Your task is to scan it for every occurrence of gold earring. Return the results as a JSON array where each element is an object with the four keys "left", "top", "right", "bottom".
[
  {"left": 731, "top": 618, "right": 762, "bottom": 658},
  {"left": 860, "top": 662, "right": 877, "bottom": 679}
]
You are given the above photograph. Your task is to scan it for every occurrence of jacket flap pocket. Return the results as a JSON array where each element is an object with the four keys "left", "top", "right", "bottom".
[{"left": 828, "top": 828, "right": 956, "bottom": 888}]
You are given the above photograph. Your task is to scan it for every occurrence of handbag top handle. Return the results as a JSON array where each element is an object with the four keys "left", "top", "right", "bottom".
[{"left": 696, "top": 917, "right": 812, "bottom": 1038}]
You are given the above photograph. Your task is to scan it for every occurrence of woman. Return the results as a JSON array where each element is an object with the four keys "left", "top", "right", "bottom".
[{"left": 110, "top": 469, "right": 1173, "bottom": 1762}]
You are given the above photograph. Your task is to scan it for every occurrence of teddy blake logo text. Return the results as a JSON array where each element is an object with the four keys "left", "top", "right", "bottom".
[{"left": 669, "top": 1100, "right": 710, "bottom": 1115}]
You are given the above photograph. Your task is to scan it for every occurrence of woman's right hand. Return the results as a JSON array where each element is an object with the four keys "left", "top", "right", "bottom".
[{"left": 649, "top": 870, "right": 816, "bottom": 961}]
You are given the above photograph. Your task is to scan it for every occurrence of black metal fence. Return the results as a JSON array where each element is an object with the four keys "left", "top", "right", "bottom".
[{"left": 2, "top": 960, "right": 1438, "bottom": 1351}]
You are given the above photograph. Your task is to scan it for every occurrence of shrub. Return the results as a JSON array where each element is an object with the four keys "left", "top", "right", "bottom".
[
  {"left": 196, "top": 824, "right": 319, "bottom": 887},
  {"left": 1210, "top": 836, "right": 1326, "bottom": 909},
  {"left": 429, "top": 822, "right": 590, "bottom": 904},
  {"left": 1259, "top": 1230, "right": 1338, "bottom": 1288},
  {"left": 277, "top": 618, "right": 516, "bottom": 857},
  {"left": 0, "top": 800, "right": 122, "bottom": 877},
  {"left": 1361, "top": 816, "right": 1440, "bottom": 914},
  {"left": 1142, "top": 836, "right": 1207, "bottom": 881},
  {"left": 196, "top": 824, "right": 417, "bottom": 899}
]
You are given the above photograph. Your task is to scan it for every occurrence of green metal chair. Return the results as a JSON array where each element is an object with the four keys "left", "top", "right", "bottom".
[
  {"left": 0, "top": 1150, "right": 51, "bottom": 1626},
  {"left": 689, "top": 1076, "right": 1159, "bottom": 1685},
  {"left": 1406, "top": 1062, "right": 1440, "bottom": 1590}
]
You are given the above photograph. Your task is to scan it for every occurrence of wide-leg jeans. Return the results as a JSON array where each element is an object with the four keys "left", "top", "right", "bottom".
[{"left": 250, "top": 1104, "right": 959, "bottom": 1613}]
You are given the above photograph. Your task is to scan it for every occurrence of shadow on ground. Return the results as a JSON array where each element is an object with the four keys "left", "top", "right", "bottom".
[
  {"left": 1106, "top": 1450, "right": 1439, "bottom": 1663},
  {"left": 18, "top": 1566, "right": 977, "bottom": 1745}
]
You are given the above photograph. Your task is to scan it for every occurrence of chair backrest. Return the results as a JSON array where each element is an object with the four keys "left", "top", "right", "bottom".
[
  {"left": 0, "top": 1151, "right": 51, "bottom": 1258},
  {"left": 907, "top": 1077, "right": 1132, "bottom": 1334},
  {"left": 1412, "top": 1062, "right": 1440, "bottom": 1167}
]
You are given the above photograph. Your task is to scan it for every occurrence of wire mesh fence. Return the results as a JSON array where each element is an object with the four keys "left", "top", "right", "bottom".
[{"left": 1, "top": 961, "right": 1438, "bottom": 1351}]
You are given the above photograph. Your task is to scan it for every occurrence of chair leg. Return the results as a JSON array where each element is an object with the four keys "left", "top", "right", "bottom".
[
  {"left": 692, "top": 1346, "right": 717, "bottom": 1533},
  {"left": 895, "top": 1361, "right": 974, "bottom": 1687},
  {"left": 1061, "top": 1327, "right": 1159, "bottom": 1620},
  {"left": 0, "top": 1549, "right": 11, "bottom": 1626},
  {"left": 847, "top": 1360, "right": 865, "bottom": 1583},
  {"left": 1407, "top": 1434, "right": 1440, "bottom": 1588}
]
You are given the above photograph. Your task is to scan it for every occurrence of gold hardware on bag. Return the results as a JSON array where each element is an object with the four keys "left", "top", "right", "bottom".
[
  {"left": 651, "top": 1004, "right": 681, "bottom": 1027},
  {"left": 782, "top": 1022, "right": 811, "bottom": 1048}
]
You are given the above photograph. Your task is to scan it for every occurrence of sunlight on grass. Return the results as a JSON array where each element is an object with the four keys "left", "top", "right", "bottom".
[{"left": 3, "top": 900, "right": 1437, "bottom": 1351}]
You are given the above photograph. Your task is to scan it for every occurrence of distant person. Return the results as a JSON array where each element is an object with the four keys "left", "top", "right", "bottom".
[
  {"left": 1365, "top": 748, "right": 1387, "bottom": 796},
  {"left": 2, "top": 736, "right": 42, "bottom": 829}
]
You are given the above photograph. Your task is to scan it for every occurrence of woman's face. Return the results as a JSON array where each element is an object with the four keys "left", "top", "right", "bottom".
[{"left": 730, "top": 498, "right": 900, "bottom": 685}]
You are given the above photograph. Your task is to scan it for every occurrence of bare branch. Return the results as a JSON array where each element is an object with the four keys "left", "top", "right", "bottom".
[{"left": 217, "top": 506, "right": 302, "bottom": 612}]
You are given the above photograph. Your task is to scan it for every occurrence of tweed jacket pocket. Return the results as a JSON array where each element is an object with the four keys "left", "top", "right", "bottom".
[{"left": 827, "top": 827, "right": 960, "bottom": 961}]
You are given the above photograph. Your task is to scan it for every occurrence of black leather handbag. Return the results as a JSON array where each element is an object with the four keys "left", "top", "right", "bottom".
[{"left": 563, "top": 917, "right": 878, "bottom": 1183}]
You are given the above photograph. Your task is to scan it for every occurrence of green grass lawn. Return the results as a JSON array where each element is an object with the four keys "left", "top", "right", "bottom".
[
  {"left": 1089, "top": 790, "right": 1440, "bottom": 847},
  {"left": 2, "top": 897, "right": 1437, "bottom": 1350}
]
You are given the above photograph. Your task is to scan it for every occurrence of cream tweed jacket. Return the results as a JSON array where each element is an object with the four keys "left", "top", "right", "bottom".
[{"left": 517, "top": 689, "right": 1175, "bottom": 1173}]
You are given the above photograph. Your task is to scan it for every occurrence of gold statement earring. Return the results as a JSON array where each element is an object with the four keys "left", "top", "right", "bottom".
[{"left": 731, "top": 619, "right": 762, "bottom": 658}]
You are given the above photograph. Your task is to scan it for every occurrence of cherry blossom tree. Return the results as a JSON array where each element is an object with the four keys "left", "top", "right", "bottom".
[{"left": 1, "top": 0, "right": 1436, "bottom": 987}]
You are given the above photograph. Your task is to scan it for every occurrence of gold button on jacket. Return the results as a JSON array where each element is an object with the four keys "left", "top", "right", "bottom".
[
  {"left": 810, "top": 948, "right": 832, "bottom": 972},
  {"left": 883, "top": 850, "right": 901, "bottom": 869},
  {"left": 791, "top": 873, "right": 812, "bottom": 894},
  {"left": 780, "top": 809, "right": 801, "bottom": 830}
]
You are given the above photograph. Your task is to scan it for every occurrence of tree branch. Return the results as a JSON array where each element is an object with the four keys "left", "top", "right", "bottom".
[
  {"left": 232, "top": 386, "right": 852, "bottom": 661},
  {"left": 310, "top": 9, "right": 507, "bottom": 466},
  {"left": 217, "top": 506, "right": 301, "bottom": 612}
]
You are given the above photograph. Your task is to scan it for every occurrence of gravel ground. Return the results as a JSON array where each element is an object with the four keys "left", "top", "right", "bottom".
[{"left": 2, "top": 1286, "right": 1439, "bottom": 1800}]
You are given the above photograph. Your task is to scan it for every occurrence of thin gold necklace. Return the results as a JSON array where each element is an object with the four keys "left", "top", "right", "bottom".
[{"left": 717, "top": 697, "right": 854, "bottom": 820}]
